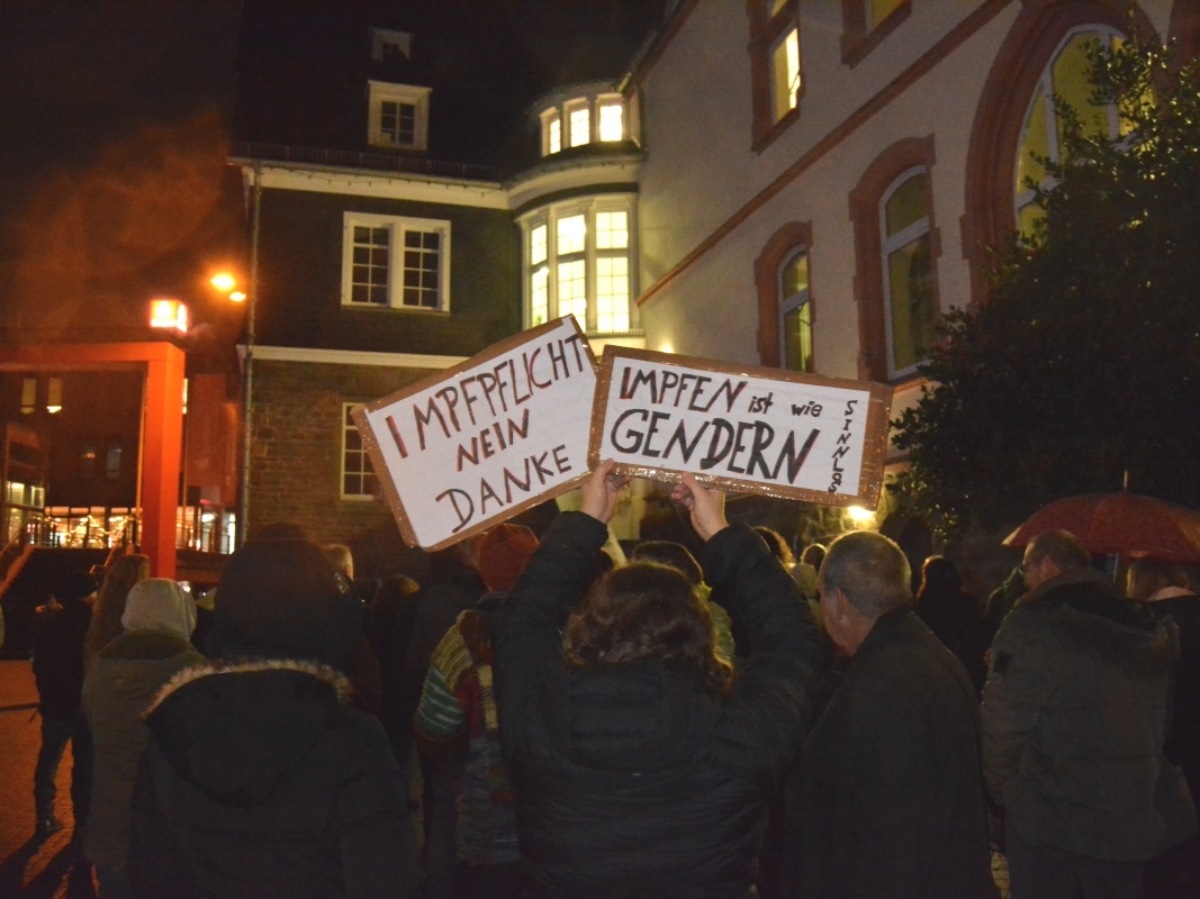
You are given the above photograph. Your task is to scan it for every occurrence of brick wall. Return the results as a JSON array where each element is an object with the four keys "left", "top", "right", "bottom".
[{"left": 246, "top": 358, "right": 435, "bottom": 579}]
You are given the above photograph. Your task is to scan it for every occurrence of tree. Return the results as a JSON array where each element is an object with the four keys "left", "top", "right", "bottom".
[{"left": 891, "top": 38, "right": 1200, "bottom": 537}]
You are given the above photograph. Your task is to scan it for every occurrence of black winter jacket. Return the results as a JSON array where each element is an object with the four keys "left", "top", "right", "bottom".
[
  {"left": 494, "top": 513, "right": 824, "bottom": 899},
  {"left": 783, "top": 607, "right": 998, "bottom": 899},
  {"left": 130, "top": 660, "right": 418, "bottom": 899}
]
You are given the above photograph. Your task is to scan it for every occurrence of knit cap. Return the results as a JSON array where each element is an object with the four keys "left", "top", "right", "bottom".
[
  {"left": 121, "top": 578, "right": 197, "bottom": 639},
  {"left": 207, "top": 537, "right": 361, "bottom": 667},
  {"left": 476, "top": 523, "right": 539, "bottom": 593}
]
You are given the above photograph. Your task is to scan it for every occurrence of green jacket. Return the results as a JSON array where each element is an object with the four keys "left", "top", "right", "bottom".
[{"left": 981, "top": 567, "right": 1196, "bottom": 860}]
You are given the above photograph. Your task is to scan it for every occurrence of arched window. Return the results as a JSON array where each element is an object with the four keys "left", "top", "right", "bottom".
[
  {"left": 779, "top": 249, "right": 813, "bottom": 373},
  {"left": 881, "top": 169, "right": 934, "bottom": 378},
  {"left": 849, "top": 136, "right": 939, "bottom": 382},
  {"left": 755, "top": 221, "right": 813, "bottom": 370},
  {"left": 1014, "top": 27, "right": 1123, "bottom": 235},
  {"left": 962, "top": 3, "right": 1155, "bottom": 304}
]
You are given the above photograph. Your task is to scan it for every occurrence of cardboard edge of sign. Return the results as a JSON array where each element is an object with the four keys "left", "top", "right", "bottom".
[
  {"left": 351, "top": 316, "right": 596, "bottom": 552},
  {"left": 588, "top": 346, "right": 894, "bottom": 510}
]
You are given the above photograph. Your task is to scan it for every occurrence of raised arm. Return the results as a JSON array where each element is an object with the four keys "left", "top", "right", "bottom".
[{"left": 493, "top": 462, "right": 624, "bottom": 758}]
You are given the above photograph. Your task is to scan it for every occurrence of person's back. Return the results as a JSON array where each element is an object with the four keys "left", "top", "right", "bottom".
[
  {"left": 982, "top": 531, "right": 1196, "bottom": 896},
  {"left": 495, "top": 464, "right": 823, "bottom": 898},
  {"left": 130, "top": 537, "right": 418, "bottom": 899},
  {"left": 83, "top": 578, "right": 204, "bottom": 895}
]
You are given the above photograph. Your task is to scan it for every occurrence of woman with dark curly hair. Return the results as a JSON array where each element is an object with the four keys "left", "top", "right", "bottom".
[{"left": 494, "top": 461, "right": 825, "bottom": 898}]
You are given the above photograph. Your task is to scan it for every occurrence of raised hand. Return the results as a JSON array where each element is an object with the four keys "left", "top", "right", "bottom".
[
  {"left": 581, "top": 459, "right": 630, "bottom": 524},
  {"left": 670, "top": 473, "right": 728, "bottom": 542}
]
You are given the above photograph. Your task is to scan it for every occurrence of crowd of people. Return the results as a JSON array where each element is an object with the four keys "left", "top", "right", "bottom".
[{"left": 25, "top": 461, "right": 1200, "bottom": 898}]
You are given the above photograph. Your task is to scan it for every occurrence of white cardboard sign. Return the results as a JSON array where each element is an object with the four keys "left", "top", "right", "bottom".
[
  {"left": 591, "top": 348, "right": 892, "bottom": 507},
  {"left": 353, "top": 316, "right": 596, "bottom": 550}
]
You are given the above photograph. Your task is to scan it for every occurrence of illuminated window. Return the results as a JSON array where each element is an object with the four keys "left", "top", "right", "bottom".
[
  {"left": 881, "top": 170, "right": 935, "bottom": 377},
  {"left": 522, "top": 199, "right": 637, "bottom": 334},
  {"left": 1015, "top": 28, "right": 1122, "bottom": 236},
  {"left": 598, "top": 99, "right": 624, "bottom": 142},
  {"left": 567, "top": 101, "right": 591, "bottom": 148},
  {"left": 342, "top": 404, "right": 378, "bottom": 499},
  {"left": 771, "top": 28, "right": 801, "bottom": 123},
  {"left": 538, "top": 90, "right": 628, "bottom": 157},
  {"left": 342, "top": 212, "right": 450, "bottom": 311},
  {"left": 80, "top": 443, "right": 96, "bottom": 479},
  {"left": 541, "top": 109, "right": 562, "bottom": 155},
  {"left": 367, "top": 81, "right": 430, "bottom": 151},
  {"left": 780, "top": 249, "right": 813, "bottom": 373},
  {"left": 750, "top": 0, "right": 803, "bottom": 143}
]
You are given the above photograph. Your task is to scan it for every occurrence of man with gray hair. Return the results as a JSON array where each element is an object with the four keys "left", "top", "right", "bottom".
[{"left": 781, "top": 531, "right": 996, "bottom": 898}]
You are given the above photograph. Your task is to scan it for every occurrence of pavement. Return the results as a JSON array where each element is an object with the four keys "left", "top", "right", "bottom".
[{"left": 0, "top": 660, "right": 95, "bottom": 899}]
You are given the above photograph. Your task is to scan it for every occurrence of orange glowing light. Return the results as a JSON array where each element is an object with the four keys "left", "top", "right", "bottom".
[{"left": 149, "top": 298, "right": 189, "bottom": 333}]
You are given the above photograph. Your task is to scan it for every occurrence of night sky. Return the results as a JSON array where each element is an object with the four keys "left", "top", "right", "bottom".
[{"left": 0, "top": 0, "right": 664, "bottom": 363}]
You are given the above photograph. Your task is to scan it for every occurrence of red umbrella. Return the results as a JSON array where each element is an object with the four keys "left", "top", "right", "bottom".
[{"left": 1003, "top": 491, "right": 1200, "bottom": 564}]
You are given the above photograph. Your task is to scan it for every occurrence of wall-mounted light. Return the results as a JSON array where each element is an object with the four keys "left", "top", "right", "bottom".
[
  {"left": 149, "top": 298, "right": 189, "bottom": 333},
  {"left": 847, "top": 505, "right": 876, "bottom": 526}
]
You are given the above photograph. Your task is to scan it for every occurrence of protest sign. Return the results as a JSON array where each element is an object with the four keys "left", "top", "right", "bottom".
[
  {"left": 591, "top": 348, "right": 893, "bottom": 508},
  {"left": 354, "top": 316, "right": 596, "bottom": 550}
]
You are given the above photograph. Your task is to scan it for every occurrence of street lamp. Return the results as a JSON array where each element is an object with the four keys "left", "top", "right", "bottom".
[{"left": 208, "top": 269, "right": 255, "bottom": 548}]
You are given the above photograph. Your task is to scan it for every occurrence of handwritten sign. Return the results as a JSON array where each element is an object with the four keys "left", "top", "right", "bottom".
[
  {"left": 354, "top": 317, "right": 596, "bottom": 550},
  {"left": 591, "top": 348, "right": 892, "bottom": 507}
]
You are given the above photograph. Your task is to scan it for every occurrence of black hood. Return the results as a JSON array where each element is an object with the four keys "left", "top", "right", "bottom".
[{"left": 143, "top": 661, "right": 352, "bottom": 808}]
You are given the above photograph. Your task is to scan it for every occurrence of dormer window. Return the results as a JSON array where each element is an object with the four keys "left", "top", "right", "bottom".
[
  {"left": 538, "top": 89, "right": 629, "bottom": 157},
  {"left": 368, "top": 80, "right": 430, "bottom": 151},
  {"left": 370, "top": 28, "right": 412, "bottom": 63}
]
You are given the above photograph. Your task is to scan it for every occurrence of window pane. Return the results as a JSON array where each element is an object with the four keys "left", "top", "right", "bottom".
[
  {"left": 531, "top": 266, "right": 549, "bottom": 326},
  {"left": 782, "top": 302, "right": 813, "bottom": 373},
  {"left": 569, "top": 106, "right": 590, "bottom": 147},
  {"left": 1016, "top": 88, "right": 1050, "bottom": 193},
  {"left": 595, "top": 211, "right": 628, "bottom": 249},
  {"left": 781, "top": 250, "right": 808, "bottom": 298},
  {"left": 884, "top": 174, "right": 928, "bottom": 236},
  {"left": 557, "top": 214, "right": 586, "bottom": 255},
  {"left": 869, "top": 0, "right": 902, "bottom": 30},
  {"left": 771, "top": 28, "right": 801, "bottom": 122},
  {"left": 531, "top": 224, "right": 547, "bottom": 265},
  {"left": 1052, "top": 33, "right": 1108, "bottom": 139},
  {"left": 350, "top": 224, "right": 390, "bottom": 305},
  {"left": 401, "top": 229, "right": 442, "bottom": 308},
  {"left": 595, "top": 257, "right": 629, "bottom": 332},
  {"left": 343, "top": 405, "right": 378, "bottom": 497},
  {"left": 548, "top": 116, "right": 561, "bottom": 154},
  {"left": 598, "top": 102, "right": 624, "bottom": 142},
  {"left": 887, "top": 233, "right": 934, "bottom": 373},
  {"left": 558, "top": 260, "right": 587, "bottom": 323}
]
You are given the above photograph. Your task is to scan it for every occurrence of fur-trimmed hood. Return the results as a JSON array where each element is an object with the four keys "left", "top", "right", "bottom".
[
  {"left": 143, "top": 660, "right": 355, "bottom": 808},
  {"left": 1021, "top": 569, "right": 1179, "bottom": 676}
]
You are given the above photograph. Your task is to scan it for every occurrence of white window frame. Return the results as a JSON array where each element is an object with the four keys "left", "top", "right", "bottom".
[
  {"left": 879, "top": 166, "right": 934, "bottom": 380},
  {"left": 367, "top": 80, "right": 431, "bottom": 151},
  {"left": 341, "top": 212, "right": 451, "bottom": 312},
  {"left": 778, "top": 247, "right": 813, "bottom": 373},
  {"left": 538, "top": 92, "right": 628, "bottom": 156},
  {"left": 341, "top": 403, "right": 378, "bottom": 500},
  {"left": 520, "top": 197, "right": 638, "bottom": 335}
]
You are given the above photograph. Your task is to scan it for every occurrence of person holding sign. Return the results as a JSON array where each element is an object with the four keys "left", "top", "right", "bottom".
[{"left": 494, "top": 460, "right": 824, "bottom": 898}]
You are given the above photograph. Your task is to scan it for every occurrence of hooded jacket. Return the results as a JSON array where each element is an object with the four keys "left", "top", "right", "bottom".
[
  {"left": 83, "top": 578, "right": 204, "bottom": 869},
  {"left": 130, "top": 660, "right": 417, "bottom": 899},
  {"left": 494, "top": 512, "right": 824, "bottom": 899},
  {"left": 981, "top": 567, "right": 1197, "bottom": 860}
]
